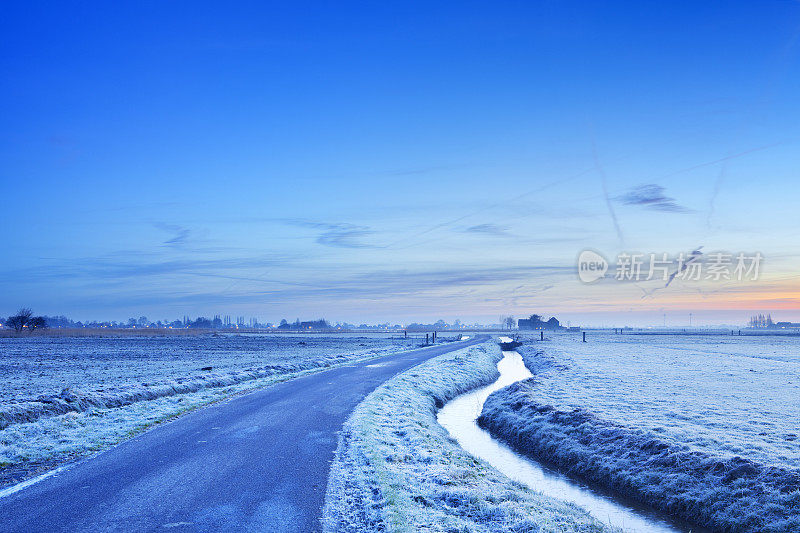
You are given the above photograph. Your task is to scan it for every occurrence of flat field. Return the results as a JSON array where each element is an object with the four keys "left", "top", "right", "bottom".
[
  {"left": 0, "top": 333, "right": 417, "bottom": 482},
  {"left": 517, "top": 332, "right": 799, "bottom": 467},
  {"left": 0, "top": 333, "right": 413, "bottom": 402},
  {"left": 478, "top": 332, "right": 800, "bottom": 532}
]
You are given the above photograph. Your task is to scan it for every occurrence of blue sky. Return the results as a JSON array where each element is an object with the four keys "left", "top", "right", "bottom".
[{"left": 2, "top": 2, "right": 800, "bottom": 325}]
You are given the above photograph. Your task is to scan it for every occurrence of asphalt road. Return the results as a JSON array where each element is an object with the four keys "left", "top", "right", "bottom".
[{"left": 0, "top": 335, "right": 487, "bottom": 532}]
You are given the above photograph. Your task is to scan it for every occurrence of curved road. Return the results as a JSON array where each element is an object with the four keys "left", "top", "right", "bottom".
[{"left": 0, "top": 335, "right": 487, "bottom": 532}]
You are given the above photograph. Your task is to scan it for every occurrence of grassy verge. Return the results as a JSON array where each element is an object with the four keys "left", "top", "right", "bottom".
[{"left": 323, "top": 341, "right": 612, "bottom": 532}]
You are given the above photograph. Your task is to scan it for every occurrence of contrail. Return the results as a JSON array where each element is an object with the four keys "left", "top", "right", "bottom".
[
  {"left": 639, "top": 246, "right": 704, "bottom": 299},
  {"left": 658, "top": 143, "right": 779, "bottom": 181},
  {"left": 664, "top": 246, "right": 703, "bottom": 289},
  {"left": 381, "top": 165, "right": 596, "bottom": 249},
  {"left": 592, "top": 136, "right": 624, "bottom": 245},
  {"left": 706, "top": 163, "right": 727, "bottom": 229}
]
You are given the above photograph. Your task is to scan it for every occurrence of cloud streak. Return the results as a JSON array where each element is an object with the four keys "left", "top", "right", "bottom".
[
  {"left": 617, "top": 184, "right": 692, "bottom": 213},
  {"left": 463, "top": 224, "right": 512, "bottom": 237},
  {"left": 280, "top": 219, "right": 379, "bottom": 248},
  {"left": 315, "top": 225, "right": 375, "bottom": 248},
  {"left": 155, "top": 223, "right": 192, "bottom": 247}
]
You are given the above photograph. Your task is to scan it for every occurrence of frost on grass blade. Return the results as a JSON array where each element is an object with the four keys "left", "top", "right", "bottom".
[
  {"left": 478, "top": 339, "right": 800, "bottom": 533},
  {"left": 0, "top": 335, "right": 415, "bottom": 484},
  {"left": 323, "top": 340, "right": 612, "bottom": 533}
]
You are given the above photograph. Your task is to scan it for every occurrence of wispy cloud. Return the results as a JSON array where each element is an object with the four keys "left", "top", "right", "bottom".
[
  {"left": 617, "top": 184, "right": 692, "bottom": 213},
  {"left": 316, "top": 225, "right": 375, "bottom": 248},
  {"left": 281, "top": 219, "right": 379, "bottom": 248},
  {"left": 51, "top": 264, "right": 575, "bottom": 310},
  {"left": 154, "top": 223, "right": 192, "bottom": 247},
  {"left": 7, "top": 254, "right": 291, "bottom": 282},
  {"left": 463, "top": 223, "right": 512, "bottom": 237}
]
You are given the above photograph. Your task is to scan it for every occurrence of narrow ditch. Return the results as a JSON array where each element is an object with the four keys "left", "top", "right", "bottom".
[{"left": 437, "top": 340, "right": 705, "bottom": 533}]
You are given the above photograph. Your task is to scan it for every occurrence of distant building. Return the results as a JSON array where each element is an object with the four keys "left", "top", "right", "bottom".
[
  {"left": 518, "top": 314, "right": 564, "bottom": 331},
  {"left": 747, "top": 314, "right": 800, "bottom": 329},
  {"left": 299, "top": 319, "right": 331, "bottom": 330},
  {"left": 278, "top": 319, "right": 332, "bottom": 331}
]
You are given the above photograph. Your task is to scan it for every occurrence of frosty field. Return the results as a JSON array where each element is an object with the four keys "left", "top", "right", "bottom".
[
  {"left": 478, "top": 333, "right": 800, "bottom": 532},
  {"left": 0, "top": 333, "right": 416, "bottom": 484},
  {"left": 513, "top": 333, "right": 799, "bottom": 468},
  {"left": 0, "top": 333, "right": 412, "bottom": 402}
]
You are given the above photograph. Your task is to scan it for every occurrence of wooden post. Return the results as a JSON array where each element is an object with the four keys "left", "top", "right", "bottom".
[
  {"left": 540, "top": 331, "right": 544, "bottom": 341},
  {"left": 426, "top": 333, "right": 429, "bottom": 345},
  {"left": 583, "top": 331, "right": 586, "bottom": 342}
]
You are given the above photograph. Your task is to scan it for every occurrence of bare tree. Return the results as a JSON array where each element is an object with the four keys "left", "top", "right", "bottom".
[
  {"left": 501, "top": 315, "right": 516, "bottom": 330},
  {"left": 27, "top": 316, "right": 48, "bottom": 333},
  {"left": 7, "top": 308, "right": 33, "bottom": 333},
  {"left": 6, "top": 316, "right": 24, "bottom": 332}
]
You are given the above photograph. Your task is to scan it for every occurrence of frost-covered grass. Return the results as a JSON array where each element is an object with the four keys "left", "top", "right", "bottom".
[
  {"left": 1, "top": 368, "right": 304, "bottom": 474},
  {"left": 477, "top": 334, "right": 800, "bottom": 532},
  {"left": 323, "top": 340, "right": 613, "bottom": 533},
  {"left": 509, "top": 333, "right": 800, "bottom": 467},
  {"left": 0, "top": 334, "right": 414, "bottom": 428},
  {"left": 0, "top": 334, "right": 416, "bottom": 484},
  {"left": 0, "top": 333, "right": 411, "bottom": 403}
]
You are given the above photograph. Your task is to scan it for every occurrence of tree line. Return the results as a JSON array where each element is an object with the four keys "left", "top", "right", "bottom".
[{"left": 3, "top": 308, "right": 48, "bottom": 333}]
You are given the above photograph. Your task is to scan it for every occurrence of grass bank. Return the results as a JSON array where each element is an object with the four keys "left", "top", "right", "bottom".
[
  {"left": 323, "top": 340, "right": 611, "bottom": 533},
  {"left": 477, "top": 345, "right": 800, "bottom": 533}
]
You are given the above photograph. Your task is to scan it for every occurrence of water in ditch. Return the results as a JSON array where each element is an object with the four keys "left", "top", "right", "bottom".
[{"left": 436, "top": 341, "right": 705, "bottom": 533}]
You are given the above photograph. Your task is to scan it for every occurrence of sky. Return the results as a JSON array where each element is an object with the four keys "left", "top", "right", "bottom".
[{"left": 2, "top": 1, "right": 800, "bottom": 326}]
